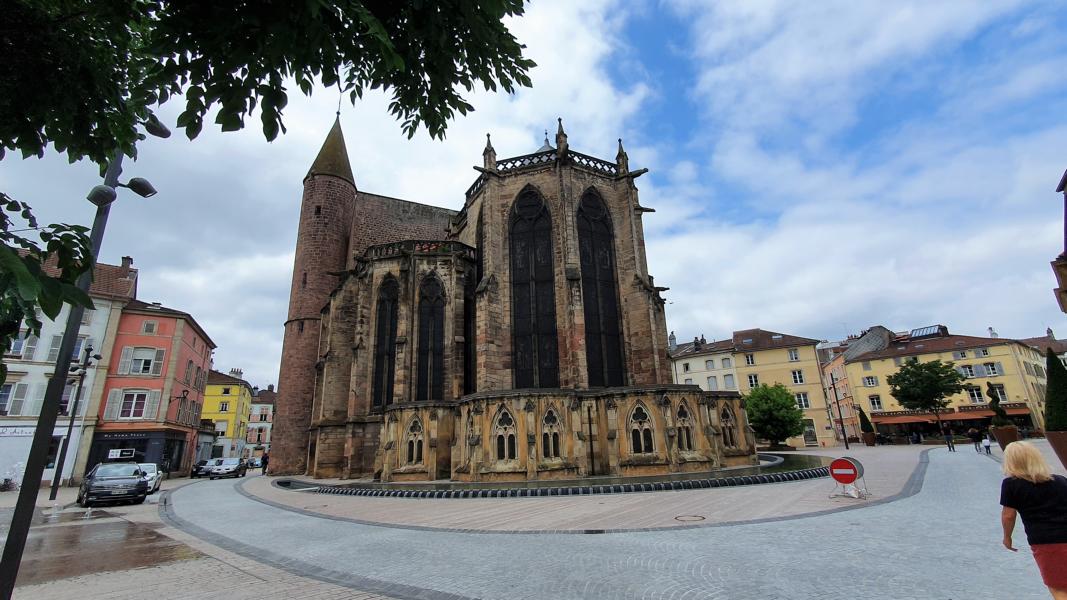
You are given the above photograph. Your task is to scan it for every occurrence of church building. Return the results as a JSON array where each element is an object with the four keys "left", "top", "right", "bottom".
[{"left": 271, "top": 118, "right": 757, "bottom": 481}]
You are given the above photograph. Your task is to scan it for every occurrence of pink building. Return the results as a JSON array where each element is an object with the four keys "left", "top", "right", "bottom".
[{"left": 84, "top": 300, "right": 215, "bottom": 476}]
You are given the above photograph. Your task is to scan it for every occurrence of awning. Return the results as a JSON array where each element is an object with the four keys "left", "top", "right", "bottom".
[
  {"left": 871, "top": 415, "right": 939, "bottom": 425},
  {"left": 873, "top": 408, "right": 1030, "bottom": 425}
]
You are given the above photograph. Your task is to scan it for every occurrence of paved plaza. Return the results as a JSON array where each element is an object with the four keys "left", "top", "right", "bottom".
[{"left": 8, "top": 441, "right": 1063, "bottom": 599}]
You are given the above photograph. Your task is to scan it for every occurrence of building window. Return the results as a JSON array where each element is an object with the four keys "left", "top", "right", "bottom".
[
  {"left": 683, "top": 363, "right": 690, "bottom": 373},
  {"left": 494, "top": 409, "right": 517, "bottom": 460},
  {"left": 406, "top": 418, "right": 424, "bottom": 464},
  {"left": 0, "top": 383, "right": 27, "bottom": 416},
  {"left": 46, "top": 335, "right": 62, "bottom": 362},
  {"left": 510, "top": 187, "right": 559, "bottom": 389},
  {"left": 792, "top": 370, "right": 804, "bottom": 384},
  {"left": 989, "top": 384, "right": 1007, "bottom": 402},
  {"left": 120, "top": 391, "right": 148, "bottom": 418},
  {"left": 984, "top": 362, "right": 999, "bottom": 376},
  {"left": 219, "top": 401, "right": 229, "bottom": 412},
  {"left": 215, "top": 420, "right": 228, "bottom": 435},
  {"left": 416, "top": 274, "right": 446, "bottom": 402},
  {"left": 707, "top": 376, "right": 718, "bottom": 391},
  {"left": 724, "top": 374, "right": 736, "bottom": 390},
  {"left": 722, "top": 357, "right": 732, "bottom": 368},
  {"left": 80, "top": 309, "right": 94, "bottom": 326},
  {"left": 184, "top": 360, "right": 194, "bottom": 384},
  {"left": 967, "top": 387, "right": 984, "bottom": 403},
  {"left": 630, "top": 405, "right": 654, "bottom": 454},
  {"left": 120, "top": 346, "right": 165, "bottom": 376},
  {"left": 222, "top": 387, "right": 232, "bottom": 395},
  {"left": 787, "top": 349, "right": 799, "bottom": 362},
  {"left": 721, "top": 406, "right": 738, "bottom": 448},
  {"left": 9, "top": 332, "right": 38, "bottom": 360},
  {"left": 705, "top": 359, "right": 715, "bottom": 370},
  {"left": 862, "top": 361, "right": 871, "bottom": 371},
  {"left": 795, "top": 392, "right": 810, "bottom": 409},
  {"left": 953, "top": 350, "right": 967, "bottom": 360},
  {"left": 960, "top": 365, "right": 975, "bottom": 378},
  {"left": 977, "top": 348, "right": 990, "bottom": 357},
  {"left": 747, "top": 374, "right": 759, "bottom": 388},
  {"left": 542, "top": 409, "right": 561, "bottom": 459},
  {"left": 577, "top": 189, "right": 625, "bottom": 387},
  {"left": 684, "top": 378, "right": 693, "bottom": 384},
  {"left": 893, "top": 357, "right": 903, "bottom": 366},
  {"left": 863, "top": 376, "right": 878, "bottom": 387},
  {"left": 869, "top": 395, "right": 883, "bottom": 411},
  {"left": 745, "top": 354, "right": 755, "bottom": 366},
  {"left": 141, "top": 320, "right": 158, "bottom": 334},
  {"left": 59, "top": 383, "right": 76, "bottom": 415},
  {"left": 676, "top": 404, "right": 694, "bottom": 451},
  {"left": 372, "top": 276, "right": 400, "bottom": 408}
]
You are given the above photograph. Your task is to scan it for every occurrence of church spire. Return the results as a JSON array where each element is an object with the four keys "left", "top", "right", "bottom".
[
  {"left": 555, "top": 117, "right": 569, "bottom": 156},
  {"left": 306, "top": 116, "right": 355, "bottom": 187},
  {"left": 616, "top": 138, "right": 629, "bottom": 172},
  {"left": 482, "top": 133, "right": 497, "bottom": 170}
]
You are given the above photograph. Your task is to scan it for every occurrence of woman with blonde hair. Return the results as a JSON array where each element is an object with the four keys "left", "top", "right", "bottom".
[{"left": 1000, "top": 441, "right": 1067, "bottom": 599}]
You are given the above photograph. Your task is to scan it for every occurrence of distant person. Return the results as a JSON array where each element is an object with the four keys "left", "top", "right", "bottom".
[
  {"left": 261, "top": 453, "right": 269, "bottom": 474},
  {"left": 968, "top": 427, "right": 982, "bottom": 452},
  {"left": 942, "top": 427, "right": 956, "bottom": 452},
  {"left": 1000, "top": 441, "right": 1067, "bottom": 599},
  {"left": 982, "top": 434, "right": 992, "bottom": 455}
]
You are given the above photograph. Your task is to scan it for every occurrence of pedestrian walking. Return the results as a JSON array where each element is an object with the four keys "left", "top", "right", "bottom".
[
  {"left": 261, "top": 452, "right": 269, "bottom": 474},
  {"left": 982, "top": 434, "right": 992, "bottom": 455},
  {"left": 942, "top": 426, "right": 956, "bottom": 452},
  {"left": 1000, "top": 441, "right": 1067, "bottom": 599},
  {"left": 968, "top": 427, "right": 982, "bottom": 452}
]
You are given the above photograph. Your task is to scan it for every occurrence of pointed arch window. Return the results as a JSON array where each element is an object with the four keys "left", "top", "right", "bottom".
[
  {"left": 494, "top": 409, "right": 517, "bottom": 461},
  {"left": 677, "top": 404, "right": 694, "bottom": 451},
  {"left": 577, "top": 190, "right": 624, "bottom": 387},
  {"left": 721, "top": 406, "right": 738, "bottom": 448},
  {"left": 630, "top": 405, "right": 654, "bottom": 454},
  {"left": 406, "top": 418, "right": 424, "bottom": 464},
  {"left": 371, "top": 277, "right": 399, "bottom": 407},
  {"left": 510, "top": 188, "right": 559, "bottom": 388},
  {"left": 542, "top": 409, "right": 561, "bottom": 459},
  {"left": 416, "top": 274, "right": 446, "bottom": 402},
  {"left": 463, "top": 269, "right": 477, "bottom": 395}
]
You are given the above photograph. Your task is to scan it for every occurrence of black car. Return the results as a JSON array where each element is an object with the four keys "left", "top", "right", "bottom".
[
  {"left": 191, "top": 459, "right": 220, "bottom": 479},
  {"left": 77, "top": 462, "right": 149, "bottom": 507},
  {"left": 208, "top": 458, "right": 247, "bottom": 479}
]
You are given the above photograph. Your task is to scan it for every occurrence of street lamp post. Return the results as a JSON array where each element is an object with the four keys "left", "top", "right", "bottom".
[
  {"left": 0, "top": 123, "right": 166, "bottom": 597},
  {"left": 48, "top": 344, "right": 101, "bottom": 501},
  {"left": 830, "top": 371, "right": 850, "bottom": 450}
]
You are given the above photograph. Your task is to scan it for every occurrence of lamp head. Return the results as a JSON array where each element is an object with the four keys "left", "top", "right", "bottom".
[
  {"left": 87, "top": 184, "right": 117, "bottom": 206},
  {"left": 125, "top": 177, "right": 157, "bottom": 198}
]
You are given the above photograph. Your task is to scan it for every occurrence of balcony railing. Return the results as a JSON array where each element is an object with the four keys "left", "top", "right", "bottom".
[{"left": 364, "top": 240, "right": 476, "bottom": 261}]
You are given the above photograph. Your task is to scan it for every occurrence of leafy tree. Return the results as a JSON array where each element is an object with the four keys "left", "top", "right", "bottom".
[
  {"left": 1045, "top": 347, "right": 1067, "bottom": 432},
  {"left": 886, "top": 358, "right": 965, "bottom": 429},
  {"left": 858, "top": 407, "right": 874, "bottom": 433},
  {"left": 744, "top": 383, "right": 805, "bottom": 448},
  {"left": 0, "top": 0, "right": 535, "bottom": 374},
  {"left": 0, "top": 196, "right": 94, "bottom": 386}
]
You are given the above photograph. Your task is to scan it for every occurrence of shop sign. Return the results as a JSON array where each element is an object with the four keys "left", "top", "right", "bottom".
[{"left": 0, "top": 427, "right": 35, "bottom": 437}]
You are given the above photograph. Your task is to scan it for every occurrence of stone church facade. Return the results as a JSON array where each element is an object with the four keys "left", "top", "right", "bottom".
[{"left": 271, "top": 118, "right": 757, "bottom": 481}]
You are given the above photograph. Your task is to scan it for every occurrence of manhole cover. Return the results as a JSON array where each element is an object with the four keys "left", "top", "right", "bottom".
[{"left": 674, "top": 515, "right": 706, "bottom": 522}]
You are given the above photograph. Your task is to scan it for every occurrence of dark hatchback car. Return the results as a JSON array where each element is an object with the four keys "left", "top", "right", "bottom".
[
  {"left": 78, "top": 462, "right": 150, "bottom": 507},
  {"left": 191, "top": 459, "right": 220, "bottom": 479},
  {"left": 208, "top": 458, "right": 247, "bottom": 479}
]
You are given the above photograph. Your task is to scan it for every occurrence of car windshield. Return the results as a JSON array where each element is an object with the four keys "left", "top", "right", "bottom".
[
  {"left": 138, "top": 464, "right": 157, "bottom": 473},
  {"left": 96, "top": 464, "right": 141, "bottom": 477},
  {"left": 220, "top": 459, "right": 241, "bottom": 466}
]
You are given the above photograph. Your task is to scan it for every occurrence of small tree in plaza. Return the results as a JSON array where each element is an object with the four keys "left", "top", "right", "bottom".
[
  {"left": 886, "top": 358, "right": 965, "bottom": 431},
  {"left": 744, "top": 384, "right": 805, "bottom": 448},
  {"left": 858, "top": 408, "right": 875, "bottom": 433}
]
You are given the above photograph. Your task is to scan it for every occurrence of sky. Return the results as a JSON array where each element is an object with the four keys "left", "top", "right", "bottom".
[{"left": 3, "top": 0, "right": 1067, "bottom": 388}]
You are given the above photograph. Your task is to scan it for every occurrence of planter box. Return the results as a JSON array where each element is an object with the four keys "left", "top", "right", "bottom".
[
  {"left": 991, "top": 426, "right": 1019, "bottom": 451},
  {"left": 1047, "top": 431, "right": 1067, "bottom": 471},
  {"left": 861, "top": 432, "right": 877, "bottom": 447}
]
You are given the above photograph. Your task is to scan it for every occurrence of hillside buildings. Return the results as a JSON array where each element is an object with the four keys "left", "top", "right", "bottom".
[{"left": 203, "top": 369, "right": 254, "bottom": 458}]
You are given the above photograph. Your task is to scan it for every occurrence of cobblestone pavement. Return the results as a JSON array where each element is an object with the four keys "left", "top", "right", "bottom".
[{"left": 162, "top": 447, "right": 1050, "bottom": 600}]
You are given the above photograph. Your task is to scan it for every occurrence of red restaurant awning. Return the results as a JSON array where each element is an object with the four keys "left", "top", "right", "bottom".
[{"left": 872, "top": 407, "right": 1030, "bottom": 425}]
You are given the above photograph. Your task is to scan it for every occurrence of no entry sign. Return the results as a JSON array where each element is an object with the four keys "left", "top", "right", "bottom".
[{"left": 830, "top": 457, "right": 863, "bottom": 485}]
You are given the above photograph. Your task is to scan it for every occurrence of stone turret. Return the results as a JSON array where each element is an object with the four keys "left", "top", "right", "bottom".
[{"left": 272, "top": 116, "right": 356, "bottom": 475}]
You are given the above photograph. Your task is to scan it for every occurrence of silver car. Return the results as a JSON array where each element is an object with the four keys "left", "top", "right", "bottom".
[{"left": 139, "top": 463, "right": 163, "bottom": 493}]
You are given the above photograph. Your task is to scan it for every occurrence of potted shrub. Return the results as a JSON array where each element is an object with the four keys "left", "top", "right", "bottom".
[
  {"left": 1044, "top": 348, "right": 1067, "bottom": 469},
  {"left": 987, "top": 382, "right": 1018, "bottom": 450},
  {"left": 858, "top": 408, "right": 877, "bottom": 447}
]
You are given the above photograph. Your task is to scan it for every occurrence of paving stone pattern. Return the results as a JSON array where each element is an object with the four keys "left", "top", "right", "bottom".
[{"left": 166, "top": 448, "right": 1049, "bottom": 600}]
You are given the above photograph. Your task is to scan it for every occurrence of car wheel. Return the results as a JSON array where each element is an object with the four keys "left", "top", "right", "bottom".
[
  {"left": 133, "top": 497, "right": 145, "bottom": 505},
  {"left": 77, "top": 493, "right": 87, "bottom": 508},
  {"left": 209, "top": 476, "right": 215, "bottom": 480}
]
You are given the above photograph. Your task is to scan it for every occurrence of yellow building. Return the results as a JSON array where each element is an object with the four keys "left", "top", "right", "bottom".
[
  {"left": 669, "top": 329, "right": 836, "bottom": 448},
  {"left": 828, "top": 325, "right": 1048, "bottom": 435},
  {"left": 203, "top": 369, "right": 254, "bottom": 458}
]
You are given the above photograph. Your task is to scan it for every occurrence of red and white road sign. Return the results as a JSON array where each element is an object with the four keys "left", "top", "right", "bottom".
[{"left": 829, "top": 457, "right": 863, "bottom": 484}]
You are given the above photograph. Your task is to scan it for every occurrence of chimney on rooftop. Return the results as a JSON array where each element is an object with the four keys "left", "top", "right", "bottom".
[
  {"left": 700, "top": 334, "right": 707, "bottom": 344},
  {"left": 1048, "top": 327, "right": 1055, "bottom": 339},
  {"left": 267, "top": 384, "right": 275, "bottom": 392},
  {"left": 988, "top": 327, "right": 999, "bottom": 339},
  {"left": 229, "top": 367, "right": 243, "bottom": 379}
]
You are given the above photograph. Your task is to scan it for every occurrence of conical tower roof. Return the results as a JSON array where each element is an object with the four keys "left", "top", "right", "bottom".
[{"left": 306, "top": 116, "right": 354, "bottom": 186}]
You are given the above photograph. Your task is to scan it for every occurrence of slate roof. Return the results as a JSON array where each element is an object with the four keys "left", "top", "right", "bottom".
[
  {"left": 848, "top": 334, "right": 1019, "bottom": 362},
  {"left": 37, "top": 254, "right": 137, "bottom": 301},
  {"left": 1017, "top": 334, "right": 1067, "bottom": 355},
  {"left": 207, "top": 369, "right": 252, "bottom": 389},
  {"left": 669, "top": 328, "right": 820, "bottom": 359}
]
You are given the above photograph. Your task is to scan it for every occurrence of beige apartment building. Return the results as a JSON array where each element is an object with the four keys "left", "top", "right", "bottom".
[{"left": 670, "top": 329, "right": 836, "bottom": 448}]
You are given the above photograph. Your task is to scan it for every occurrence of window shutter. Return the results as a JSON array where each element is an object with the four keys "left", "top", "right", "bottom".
[
  {"left": 9, "top": 384, "right": 28, "bottom": 415},
  {"left": 21, "top": 336, "right": 37, "bottom": 360},
  {"left": 144, "top": 390, "right": 161, "bottom": 420},
  {"left": 104, "top": 389, "right": 121, "bottom": 420},
  {"left": 118, "top": 346, "right": 133, "bottom": 374},
  {"left": 151, "top": 349, "right": 165, "bottom": 376},
  {"left": 46, "top": 335, "right": 62, "bottom": 362},
  {"left": 995, "top": 362, "right": 1004, "bottom": 376},
  {"left": 974, "top": 364, "right": 986, "bottom": 377},
  {"left": 25, "top": 384, "right": 45, "bottom": 416}
]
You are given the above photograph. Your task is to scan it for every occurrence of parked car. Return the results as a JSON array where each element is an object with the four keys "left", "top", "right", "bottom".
[
  {"left": 209, "top": 458, "right": 247, "bottom": 479},
  {"left": 248, "top": 457, "right": 261, "bottom": 468},
  {"left": 77, "top": 462, "right": 149, "bottom": 507},
  {"left": 190, "top": 459, "right": 219, "bottom": 479},
  {"left": 139, "top": 463, "right": 163, "bottom": 493}
]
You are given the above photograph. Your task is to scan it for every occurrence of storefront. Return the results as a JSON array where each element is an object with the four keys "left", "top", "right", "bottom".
[
  {"left": 86, "top": 428, "right": 192, "bottom": 475},
  {"left": 871, "top": 403, "right": 1034, "bottom": 440}
]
